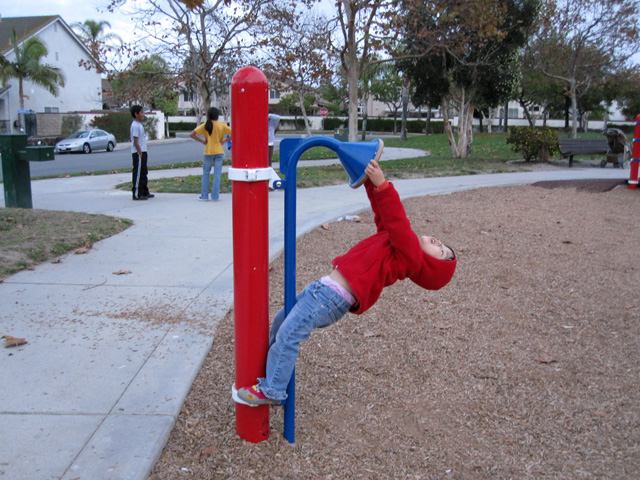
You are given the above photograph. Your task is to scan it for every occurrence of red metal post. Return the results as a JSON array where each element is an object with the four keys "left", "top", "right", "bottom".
[
  {"left": 231, "top": 66, "right": 270, "bottom": 442},
  {"left": 629, "top": 114, "right": 640, "bottom": 190}
]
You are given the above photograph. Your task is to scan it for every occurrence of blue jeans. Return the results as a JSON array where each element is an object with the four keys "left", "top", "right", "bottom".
[
  {"left": 201, "top": 154, "right": 224, "bottom": 200},
  {"left": 257, "top": 281, "right": 352, "bottom": 401}
]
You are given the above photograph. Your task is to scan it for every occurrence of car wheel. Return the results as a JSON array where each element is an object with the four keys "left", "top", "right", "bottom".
[
  {"left": 83, "top": 143, "right": 92, "bottom": 154},
  {"left": 107, "top": 141, "right": 114, "bottom": 152}
]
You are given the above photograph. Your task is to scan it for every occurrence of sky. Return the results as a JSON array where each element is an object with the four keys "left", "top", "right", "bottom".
[
  {"left": 3, "top": 1, "right": 639, "bottom": 66},
  {"left": 2, "top": 1, "right": 137, "bottom": 43}
]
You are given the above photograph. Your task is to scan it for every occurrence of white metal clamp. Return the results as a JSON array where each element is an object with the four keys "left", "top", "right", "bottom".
[{"left": 227, "top": 167, "right": 274, "bottom": 182}]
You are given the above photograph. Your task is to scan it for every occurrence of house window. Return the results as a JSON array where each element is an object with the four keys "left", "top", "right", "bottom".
[
  {"left": 270, "top": 90, "right": 280, "bottom": 100},
  {"left": 44, "top": 107, "right": 59, "bottom": 113},
  {"left": 508, "top": 108, "right": 519, "bottom": 119},
  {"left": 183, "top": 91, "right": 193, "bottom": 102}
]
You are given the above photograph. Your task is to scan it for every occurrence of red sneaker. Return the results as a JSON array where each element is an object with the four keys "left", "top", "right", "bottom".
[{"left": 235, "top": 384, "right": 281, "bottom": 406}]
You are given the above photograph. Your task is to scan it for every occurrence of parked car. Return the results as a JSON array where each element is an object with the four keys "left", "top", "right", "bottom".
[{"left": 55, "top": 129, "right": 117, "bottom": 154}]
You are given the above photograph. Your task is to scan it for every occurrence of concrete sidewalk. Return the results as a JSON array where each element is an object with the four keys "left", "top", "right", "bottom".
[{"left": 0, "top": 154, "right": 629, "bottom": 479}]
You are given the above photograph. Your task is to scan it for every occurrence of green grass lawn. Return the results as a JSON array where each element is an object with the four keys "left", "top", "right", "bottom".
[
  {"left": 0, "top": 208, "right": 132, "bottom": 278},
  {"left": 126, "top": 132, "right": 534, "bottom": 193}
]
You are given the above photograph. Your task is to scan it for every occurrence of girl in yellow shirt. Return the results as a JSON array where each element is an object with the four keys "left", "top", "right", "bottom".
[{"left": 190, "top": 107, "right": 232, "bottom": 201}]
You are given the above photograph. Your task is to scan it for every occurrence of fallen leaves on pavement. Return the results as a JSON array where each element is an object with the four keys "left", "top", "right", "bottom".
[
  {"left": 112, "top": 270, "right": 132, "bottom": 275},
  {"left": 2, "top": 335, "right": 28, "bottom": 348}
]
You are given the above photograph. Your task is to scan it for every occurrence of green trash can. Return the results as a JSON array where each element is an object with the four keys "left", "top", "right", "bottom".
[
  {"left": 1, "top": 134, "right": 54, "bottom": 208},
  {"left": 334, "top": 128, "right": 348, "bottom": 141}
]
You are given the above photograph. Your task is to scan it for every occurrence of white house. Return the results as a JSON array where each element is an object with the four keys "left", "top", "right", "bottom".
[{"left": 0, "top": 15, "right": 103, "bottom": 134}]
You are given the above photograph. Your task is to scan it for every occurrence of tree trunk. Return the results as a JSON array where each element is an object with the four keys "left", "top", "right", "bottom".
[
  {"left": 519, "top": 97, "right": 534, "bottom": 127},
  {"left": 400, "top": 76, "right": 409, "bottom": 141},
  {"left": 197, "top": 79, "right": 211, "bottom": 119},
  {"left": 425, "top": 106, "right": 431, "bottom": 135},
  {"left": 298, "top": 90, "right": 312, "bottom": 136},
  {"left": 347, "top": 57, "right": 360, "bottom": 142},
  {"left": 503, "top": 101, "right": 509, "bottom": 132},
  {"left": 570, "top": 79, "right": 578, "bottom": 138},
  {"left": 361, "top": 92, "right": 368, "bottom": 141},
  {"left": 466, "top": 104, "right": 474, "bottom": 156},
  {"left": 18, "top": 79, "right": 26, "bottom": 133},
  {"left": 444, "top": 91, "right": 474, "bottom": 159},
  {"left": 457, "top": 101, "right": 470, "bottom": 158},
  {"left": 441, "top": 98, "right": 460, "bottom": 158}
]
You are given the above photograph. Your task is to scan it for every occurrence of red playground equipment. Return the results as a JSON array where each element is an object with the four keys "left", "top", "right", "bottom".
[
  {"left": 229, "top": 67, "right": 271, "bottom": 443},
  {"left": 630, "top": 114, "right": 640, "bottom": 189}
]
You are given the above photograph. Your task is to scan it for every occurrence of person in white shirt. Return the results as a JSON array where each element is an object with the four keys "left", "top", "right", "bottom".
[
  {"left": 130, "top": 105, "right": 154, "bottom": 200},
  {"left": 267, "top": 113, "right": 280, "bottom": 167}
]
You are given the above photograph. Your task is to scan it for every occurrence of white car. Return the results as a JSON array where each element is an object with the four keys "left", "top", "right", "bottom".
[{"left": 55, "top": 129, "right": 117, "bottom": 154}]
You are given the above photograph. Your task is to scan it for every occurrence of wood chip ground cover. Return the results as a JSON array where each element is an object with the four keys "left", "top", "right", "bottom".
[{"left": 149, "top": 182, "right": 640, "bottom": 479}]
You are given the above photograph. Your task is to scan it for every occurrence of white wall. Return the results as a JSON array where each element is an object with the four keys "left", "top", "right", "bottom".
[{"left": 3, "top": 19, "right": 102, "bottom": 132}]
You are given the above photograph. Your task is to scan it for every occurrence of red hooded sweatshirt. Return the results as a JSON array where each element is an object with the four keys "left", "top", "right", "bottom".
[{"left": 332, "top": 179, "right": 456, "bottom": 315}]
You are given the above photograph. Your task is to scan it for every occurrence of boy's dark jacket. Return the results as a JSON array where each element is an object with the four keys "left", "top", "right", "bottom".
[{"left": 333, "top": 179, "right": 457, "bottom": 314}]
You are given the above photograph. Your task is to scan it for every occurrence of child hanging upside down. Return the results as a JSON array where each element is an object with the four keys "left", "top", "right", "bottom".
[{"left": 235, "top": 159, "right": 457, "bottom": 406}]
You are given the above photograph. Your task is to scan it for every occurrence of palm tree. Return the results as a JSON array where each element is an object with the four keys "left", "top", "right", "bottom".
[
  {"left": 72, "top": 20, "right": 122, "bottom": 73},
  {"left": 0, "top": 29, "right": 66, "bottom": 131}
]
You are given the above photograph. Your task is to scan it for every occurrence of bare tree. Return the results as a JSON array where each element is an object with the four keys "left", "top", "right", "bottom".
[
  {"left": 265, "top": 7, "right": 333, "bottom": 136},
  {"left": 533, "top": 0, "right": 640, "bottom": 137},
  {"left": 333, "top": 0, "right": 398, "bottom": 141},
  {"left": 107, "top": 0, "right": 278, "bottom": 114},
  {"left": 72, "top": 19, "right": 123, "bottom": 73}
]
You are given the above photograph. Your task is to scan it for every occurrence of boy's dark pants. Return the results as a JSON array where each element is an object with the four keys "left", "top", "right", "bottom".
[{"left": 132, "top": 152, "right": 149, "bottom": 198}]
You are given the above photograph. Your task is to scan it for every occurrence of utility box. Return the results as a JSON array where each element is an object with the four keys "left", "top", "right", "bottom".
[
  {"left": 1, "top": 134, "right": 55, "bottom": 208},
  {"left": 26, "top": 145, "right": 55, "bottom": 162}
]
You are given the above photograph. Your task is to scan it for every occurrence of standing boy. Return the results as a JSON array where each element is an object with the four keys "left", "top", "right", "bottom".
[{"left": 130, "top": 105, "right": 154, "bottom": 200}]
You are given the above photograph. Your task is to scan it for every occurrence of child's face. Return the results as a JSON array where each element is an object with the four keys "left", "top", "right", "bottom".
[
  {"left": 420, "top": 236, "right": 454, "bottom": 261},
  {"left": 135, "top": 110, "right": 145, "bottom": 121}
]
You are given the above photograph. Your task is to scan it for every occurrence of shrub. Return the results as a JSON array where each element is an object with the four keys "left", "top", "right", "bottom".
[
  {"left": 169, "top": 121, "right": 197, "bottom": 133},
  {"left": 322, "top": 117, "right": 346, "bottom": 131},
  {"left": 61, "top": 114, "right": 83, "bottom": 136},
  {"left": 506, "top": 126, "right": 559, "bottom": 162}
]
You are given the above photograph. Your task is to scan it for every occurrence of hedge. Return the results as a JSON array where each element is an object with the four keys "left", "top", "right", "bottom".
[
  {"left": 279, "top": 118, "right": 307, "bottom": 131},
  {"left": 90, "top": 113, "right": 158, "bottom": 142},
  {"left": 168, "top": 121, "right": 198, "bottom": 133},
  {"left": 322, "top": 117, "right": 445, "bottom": 134}
]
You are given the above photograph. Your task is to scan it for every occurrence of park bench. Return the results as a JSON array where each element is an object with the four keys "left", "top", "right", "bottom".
[{"left": 558, "top": 137, "right": 608, "bottom": 167}]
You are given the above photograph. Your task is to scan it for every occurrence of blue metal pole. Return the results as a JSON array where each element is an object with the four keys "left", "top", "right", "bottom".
[
  {"left": 279, "top": 137, "right": 344, "bottom": 443},
  {"left": 282, "top": 140, "right": 299, "bottom": 443},
  {"left": 279, "top": 135, "right": 378, "bottom": 442}
]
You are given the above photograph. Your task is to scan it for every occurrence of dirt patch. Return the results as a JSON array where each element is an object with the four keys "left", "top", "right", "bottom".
[
  {"left": 149, "top": 181, "right": 640, "bottom": 480},
  {"left": 532, "top": 178, "right": 628, "bottom": 193}
]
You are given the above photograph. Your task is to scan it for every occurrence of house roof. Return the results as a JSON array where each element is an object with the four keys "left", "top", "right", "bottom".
[{"left": 0, "top": 15, "right": 95, "bottom": 61}]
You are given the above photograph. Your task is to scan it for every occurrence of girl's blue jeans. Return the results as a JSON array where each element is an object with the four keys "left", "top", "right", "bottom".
[
  {"left": 201, "top": 154, "right": 224, "bottom": 200},
  {"left": 257, "top": 281, "right": 352, "bottom": 401}
]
